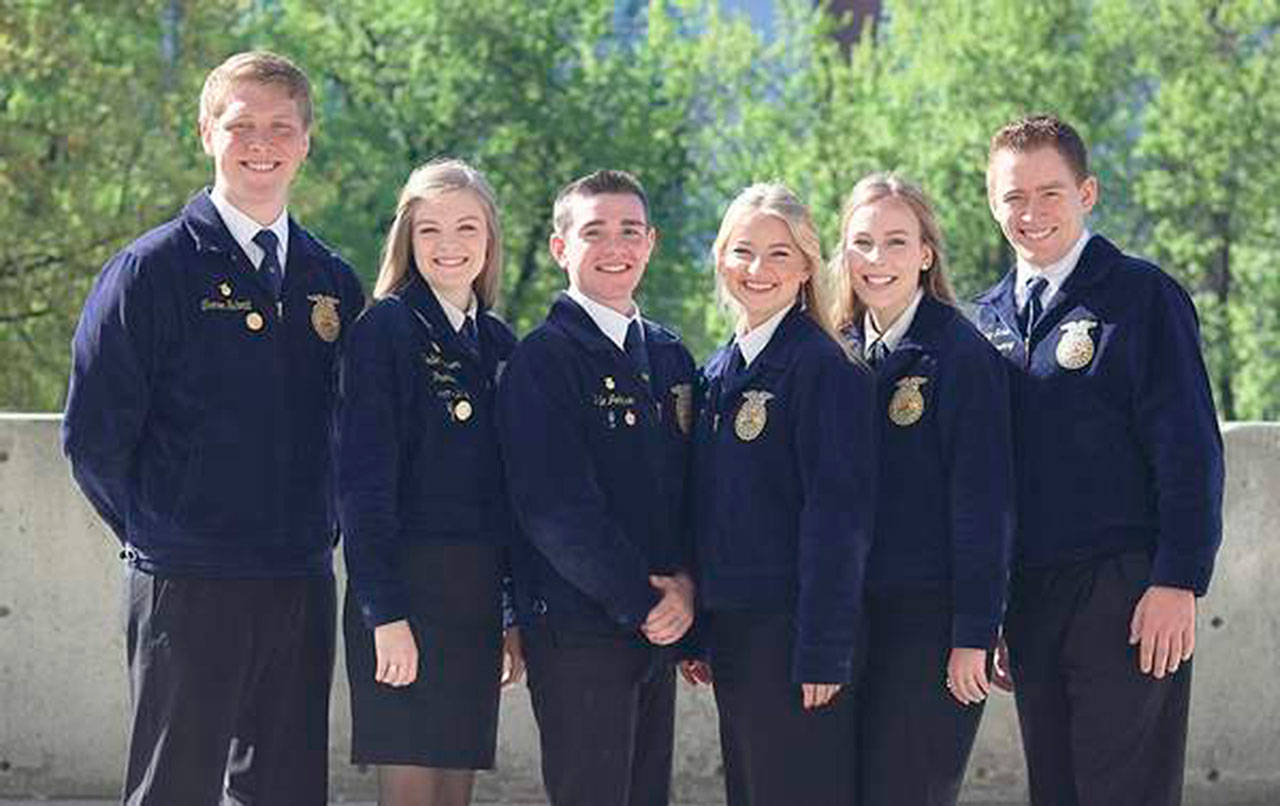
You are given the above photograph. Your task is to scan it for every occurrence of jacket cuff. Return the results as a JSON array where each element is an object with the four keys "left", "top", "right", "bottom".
[
  {"left": 951, "top": 614, "right": 999, "bottom": 650},
  {"left": 360, "top": 591, "right": 411, "bottom": 629},
  {"left": 1151, "top": 549, "right": 1215, "bottom": 596},
  {"left": 790, "top": 643, "right": 854, "bottom": 685}
]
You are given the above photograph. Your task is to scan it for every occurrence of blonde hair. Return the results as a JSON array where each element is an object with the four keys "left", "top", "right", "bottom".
[
  {"left": 712, "top": 182, "right": 843, "bottom": 344},
  {"left": 199, "top": 51, "right": 312, "bottom": 130},
  {"left": 829, "top": 172, "right": 956, "bottom": 329},
  {"left": 372, "top": 159, "right": 504, "bottom": 306}
]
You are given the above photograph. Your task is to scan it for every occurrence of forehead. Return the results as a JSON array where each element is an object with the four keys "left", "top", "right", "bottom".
[
  {"left": 566, "top": 193, "right": 648, "bottom": 228},
  {"left": 846, "top": 197, "right": 920, "bottom": 234},
  {"left": 729, "top": 211, "right": 794, "bottom": 245},
  {"left": 988, "top": 146, "right": 1077, "bottom": 193},
  {"left": 217, "top": 80, "right": 305, "bottom": 121},
  {"left": 412, "top": 189, "right": 486, "bottom": 222}
]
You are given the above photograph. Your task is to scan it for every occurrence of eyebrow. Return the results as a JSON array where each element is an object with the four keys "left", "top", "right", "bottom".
[
  {"left": 580, "top": 218, "right": 649, "bottom": 229},
  {"left": 414, "top": 214, "right": 483, "bottom": 226}
]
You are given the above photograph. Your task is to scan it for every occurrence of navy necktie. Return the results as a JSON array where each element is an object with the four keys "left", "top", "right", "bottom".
[
  {"left": 1018, "top": 276, "right": 1049, "bottom": 338},
  {"left": 624, "top": 319, "right": 651, "bottom": 383},
  {"left": 253, "top": 229, "right": 282, "bottom": 300},
  {"left": 867, "top": 340, "right": 889, "bottom": 367},
  {"left": 459, "top": 316, "right": 480, "bottom": 357}
]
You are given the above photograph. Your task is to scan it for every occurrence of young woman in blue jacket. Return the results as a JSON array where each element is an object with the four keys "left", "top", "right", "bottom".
[
  {"left": 832, "top": 173, "right": 1014, "bottom": 805},
  {"left": 337, "top": 160, "right": 523, "bottom": 806},
  {"left": 682, "top": 183, "right": 877, "bottom": 805}
]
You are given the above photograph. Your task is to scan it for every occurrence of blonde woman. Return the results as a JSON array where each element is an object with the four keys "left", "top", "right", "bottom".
[
  {"left": 682, "top": 183, "right": 876, "bottom": 805},
  {"left": 832, "top": 172, "right": 1013, "bottom": 805},
  {"left": 337, "top": 159, "right": 523, "bottom": 805}
]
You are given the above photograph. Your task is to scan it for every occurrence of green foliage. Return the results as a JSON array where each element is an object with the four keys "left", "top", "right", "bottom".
[{"left": 2, "top": 0, "right": 1278, "bottom": 416}]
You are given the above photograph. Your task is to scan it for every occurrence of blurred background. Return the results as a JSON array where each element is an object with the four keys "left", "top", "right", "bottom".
[{"left": 3, "top": 0, "right": 1278, "bottom": 416}]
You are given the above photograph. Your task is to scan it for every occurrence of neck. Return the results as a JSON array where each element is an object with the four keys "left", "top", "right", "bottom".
[
  {"left": 576, "top": 287, "right": 635, "bottom": 317},
  {"left": 217, "top": 183, "right": 286, "bottom": 227},
  {"left": 433, "top": 282, "right": 474, "bottom": 314}
]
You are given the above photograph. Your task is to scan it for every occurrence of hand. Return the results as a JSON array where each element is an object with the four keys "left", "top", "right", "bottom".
[
  {"left": 500, "top": 627, "right": 526, "bottom": 687},
  {"left": 1129, "top": 585, "right": 1196, "bottom": 678},
  {"left": 679, "top": 659, "right": 713, "bottom": 686},
  {"left": 946, "top": 647, "right": 991, "bottom": 705},
  {"left": 642, "top": 573, "right": 695, "bottom": 646},
  {"left": 991, "top": 636, "right": 1014, "bottom": 692},
  {"left": 801, "top": 682, "right": 841, "bottom": 710},
  {"left": 374, "top": 619, "right": 418, "bottom": 687}
]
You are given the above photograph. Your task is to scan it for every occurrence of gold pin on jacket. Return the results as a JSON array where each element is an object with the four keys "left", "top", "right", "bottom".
[
  {"left": 452, "top": 398, "right": 473, "bottom": 422},
  {"left": 734, "top": 390, "right": 774, "bottom": 442},
  {"left": 308, "top": 294, "right": 341, "bottom": 343},
  {"left": 245, "top": 311, "right": 265, "bottom": 332},
  {"left": 888, "top": 376, "right": 928, "bottom": 427},
  {"left": 1056, "top": 320, "right": 1097, "bottom": 370}
]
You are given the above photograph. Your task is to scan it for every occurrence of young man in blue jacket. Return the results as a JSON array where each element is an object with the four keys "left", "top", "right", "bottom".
[
  {"left": 62, "top": 51, "right": 363, "bottom": 805},
  {"left": 497, "top": 170, "right": 696, "bottom": 806},
  {"left": 973, "top": 114, "right": 1223, "bottom": 805}
]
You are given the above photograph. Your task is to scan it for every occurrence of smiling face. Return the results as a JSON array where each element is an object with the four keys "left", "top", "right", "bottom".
[
  {"left": 201, "top": 79, "right": 309, "bottom": 224},
  {"left": 988, "top": 146, "right": 1097, "bottom": 268},
  {"left": 409, "top": 189, "right": 488, "bottom": 309},
  {"left": 550, "top": 192, "right": 655, "bottom": 314},
  {"left": 843, "top": 197, "right": 933, "bottom": 330},
  {"left": 718, "top": 211, "right": 811, "bottom": 330}
]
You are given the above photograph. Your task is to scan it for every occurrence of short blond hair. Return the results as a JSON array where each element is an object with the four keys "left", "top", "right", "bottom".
[
  {"left": 199, "top": 51, "right": 313, "bottom": 130},
  {"left": 711, "top": 182, "right": 843, "bottom": 345},
  {"left": 372, "top": 159, "right": 504, "bottom": 307},
  {"left": 830, "top": 172, "right": 956, "bottom": 329}
]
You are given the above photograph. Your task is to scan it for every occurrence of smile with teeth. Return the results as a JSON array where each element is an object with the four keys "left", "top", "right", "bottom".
[
  {"left": 596, "top": 263, "right": 630, "bottom": 274},
  {"left": 862, "top": 274, "right": 896, "bottom": 287},
  {"left": 243, "top": 161, "right": 279, "bottom": 172},
  {"left": 741, "top": 280, "right": 778, "bottom": 292},
  {"left": 434, "top": 256, "right": 469, "bottom": 268},
  {"left": 1021, "top": 226, "right": 1055, "bottom": 241}
]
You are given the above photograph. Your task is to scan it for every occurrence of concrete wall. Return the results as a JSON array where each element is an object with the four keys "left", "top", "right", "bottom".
[{"left": 0, "top": 415, "right": 1276, "bottom": 803}]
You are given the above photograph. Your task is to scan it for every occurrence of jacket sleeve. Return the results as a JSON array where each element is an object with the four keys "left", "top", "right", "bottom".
[
  {"left": 790, "top": 350, "right": 877, "bottom": 683},
  {"left": 497, "top": 338, "right": 660, "bottom": 630},
  {"left": 337, "top": 309, "right": 411, "bottom": 627},
  {"left": 1132, "top": 275, "right": 1224, "bottom": 595},
  {"left": 941, "top": 334, "right": 1015, "bottom": 649},
  {"left": 61, "top": 251, "right": 155, "bottom": 541}
]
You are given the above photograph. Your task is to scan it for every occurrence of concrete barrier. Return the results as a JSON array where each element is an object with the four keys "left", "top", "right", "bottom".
[{"left": 0, "top": 415, "right": 1276, "bottom": 803}]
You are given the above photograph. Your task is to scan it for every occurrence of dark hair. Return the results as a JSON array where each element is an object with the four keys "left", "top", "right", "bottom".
[
  {"left": 552, "top": 169, "right": 651, "bottom": 234},
  {"left": 988, "top": 114, "right": 1090, "bottom": 182}
]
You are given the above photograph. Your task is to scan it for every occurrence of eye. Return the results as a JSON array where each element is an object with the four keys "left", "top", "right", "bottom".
[
  {"left": 459, "top": 223, "right": 480, "bottom": 233},
  {"left": 582, "top": 228, "right": 601, "bottom": 240},
  {"left": 271, "top": 122, "right": 295, "bottom": 135},
  {"left": 731, "top": 247, "right": 753, "bottom": 258},
  {"left": 887, "top": 237, "right": 908, "bottom": 248},
  {"left": 850, "top": 238, "right": 873, "bottom": 251},
  {"left": 622, "top": 226, "right": 643, "bottom": 239},
  {"left": 768, "top": 248, "right": 792, "bottom": 260},
  {"left": 416, "top": 226, "right": 440, "bottom": 236}
]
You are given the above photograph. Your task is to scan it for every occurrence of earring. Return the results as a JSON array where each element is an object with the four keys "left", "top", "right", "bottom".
[{"left": 921, "top": 262, "right": 931, "bottom": 272}]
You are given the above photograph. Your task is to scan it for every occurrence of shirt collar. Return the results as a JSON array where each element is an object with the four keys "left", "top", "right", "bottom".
[
  {"left": 735, "top": 302, "right": 794, "bottom": 367},
  {"left": 566, "top": 286, "right": 641, "bottom": 351},
  {"left": 429, "top": 283, "right": 478, "bottom": 333},
  {"left": 210, "top": 186, "right": 289, "bottom": 273},
  {"left": 862, "top": 288, "right": 923, "bottom": 358},
  {"left": 1015, "top": 229, "right": 1091, "bottom": 308}
]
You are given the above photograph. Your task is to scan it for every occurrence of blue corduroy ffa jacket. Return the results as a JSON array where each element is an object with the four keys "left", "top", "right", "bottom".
[
  {"left": 972, "top": 235, "right": 1224, "bottom": 594},
  {"left": 62, "top": 190, "right": 364, "bottom": 577},
  {"left": 337, "top": 274, "right": 517, "bottom": 627},
  {"left": 693, "top": 306, "right": 876, "bottom": 684},
  {"left": 845, "top": 295, "right": 1014, "bottom": 650},
  {"left": 497, "top": 294, "right": 696, "bottom": 636}
]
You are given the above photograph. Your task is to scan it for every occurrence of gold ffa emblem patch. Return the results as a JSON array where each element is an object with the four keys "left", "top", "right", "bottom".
[
  {"left": 734, "top": 390, "right": 774, "bottom": 442},
  {"left": 670, "top": 383, "right": 693, "bottom": 436},
  {"left": 308, "top": 294, "right": 341, "bottom": 343},
  {"left": 888, "top": 376, "right": 928, "bottom": 427},
  {"left": 1056, "top": 319, "right": 1097, "bottom": 370}
]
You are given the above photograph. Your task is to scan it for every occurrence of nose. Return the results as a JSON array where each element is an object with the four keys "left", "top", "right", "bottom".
[{"left": 746, "top": 256, "right": 764, "bottom": 276}]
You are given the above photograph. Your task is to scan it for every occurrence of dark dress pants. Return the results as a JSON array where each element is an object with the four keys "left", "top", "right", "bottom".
[
  {"left": 1005, "top": 551, "right": 1191, "bottom": 806},
  {"left": 523, "top": 622, "right": 676, "bottom": 806},
  {"left": 122, "top": 567, "right": 335, "bottom": 805},
  {"left": 708, "top": 611, "right": 857, "bottom": 806},
  {"left": 857, "top": 586, "right": 986, "bottom": 806}
]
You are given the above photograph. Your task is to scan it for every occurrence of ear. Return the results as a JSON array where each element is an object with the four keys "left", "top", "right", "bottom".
[
  {"left": 199, "top": 119, "right": 214, "bottom": 157},
  {"left": 548, "top": 232, "right": 567, "bottom": 268},
  {"left": 1079, "top": 175, "right": 1099, "bottom": 214},
  {"left": 299, "top": 128, "right": 311, "bottom": 163},
  {"left": 921, "top": 243, "right": 935, "bottom": 272}
]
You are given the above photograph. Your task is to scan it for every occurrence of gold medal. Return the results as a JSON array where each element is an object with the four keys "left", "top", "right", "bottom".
[
  {"left": 245, "top": 311, "right": 265, "bottom": 332},
  {"left": 734, "top": 390, "right": 774, "bottom": 442},
  {"left": 219, "top": 282, "right": 232, "bottom": 298},
  {"left": 604, "top": 376, "right": 616, "bottom": 390},
  {"left": 624, "top": 410, "right": 637, "bottom": 427},
  {"left": 1056, "top": 319, "right": 1097, "bottom": 370},
  {"left": 452, "top": 399, "right": 473, "bottom": 422},
  {"left": 670, "top": 383, "right": 693, "bottom": 436},
  {"left": 888, "top": 376, "right": 928, "bottom": 427},
  {"left": 307, "top": 294, "right": 341, "bottom": 343}
]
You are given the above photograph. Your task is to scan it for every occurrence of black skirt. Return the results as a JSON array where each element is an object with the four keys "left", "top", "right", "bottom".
[{"left": 344, "top": 541, "right": 503, "bottom": 768}]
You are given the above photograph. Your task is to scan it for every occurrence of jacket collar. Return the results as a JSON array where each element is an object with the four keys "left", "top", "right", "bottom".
[{"left": 712, "top": 304, "right": 811, "bottom": 401}]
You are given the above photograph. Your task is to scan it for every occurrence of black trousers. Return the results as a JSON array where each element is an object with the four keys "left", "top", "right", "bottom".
[
  {"left": 708, "top": 611, "right": 857, "bottom": 806},
  {"left": 857, "top": 587, "right": 986, "bottom": 806},
  {"left": 1005, "top": 551, "right": 1191, "bottom": 806},
  {"left": 122, "top": 567, "right": 335, "bottom": 806},
  {"left": 523, "top": 623, "right": 676, "bottom": 806}
]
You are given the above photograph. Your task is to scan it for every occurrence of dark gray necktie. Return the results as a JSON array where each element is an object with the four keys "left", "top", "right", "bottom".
[
  {"left": 253, "top": 229, "right": 282, "bottom": 300},
  {"left": 1018, "top": 276, "right": 1049, "bottom": 338}
]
